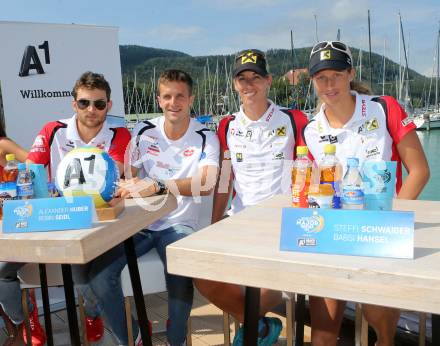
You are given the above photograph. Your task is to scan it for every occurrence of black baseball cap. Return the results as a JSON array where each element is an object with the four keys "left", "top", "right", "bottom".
[
  {"left": 309, "top": 41, "right": 353, "bottom": 76},
  {"left": 233, "top": 49, "right": 268, "bottom": 77}
]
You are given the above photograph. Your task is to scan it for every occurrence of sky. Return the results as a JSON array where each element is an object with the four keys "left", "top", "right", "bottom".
[{"left": 1, "top": 0, "right": 440, "bottom": 76}]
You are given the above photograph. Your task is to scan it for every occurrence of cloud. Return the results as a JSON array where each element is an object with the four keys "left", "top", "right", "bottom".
[{"left": 329, "top": 0, "right": 368, "bottom": 20}]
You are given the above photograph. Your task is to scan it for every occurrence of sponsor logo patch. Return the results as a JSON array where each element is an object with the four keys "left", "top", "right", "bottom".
[
  {"left": 276, "top": 126, "right": 287, "bottom": 136},
  {"left": 365, "top": 118, "right": 379, "bottom": 131},
  {"left": 235, "top": 129, "right": 244, "bottom": 137},
  {"left": 33, "top": 135, "right": 45, "bottom": 147},
  {"left": 361, "top": 99, "right": 367, "bottom": 117},
  {"left": 366, "top": 146, "right": 380, "bottom": 158},
  {"left": 265, "top": 107, "right": 275, "bottom": 122},
  {"left": 319, "top": 135, "right": 338, "bottom": 144},
  {"left": 241, "top": 52, "right": 258, "bottom": 64},
  {"left": 245, "top": 130, "right": 253, "bottom": 140},
  {"left": 320, "top": 50, "right": 331, "bottom": 60},
  {"left": 401, "top": 117, "right": 413, "bottom": 126},
  {"left": 273, "top": 152, "right": 284, "bottom": 160},
  {"left": 147, "top": 144, "right": 160, "bottom": 156},
  {"left": 236, "top": 153, "right": 243, "bottom": 162},
  {"left": 183, "top": 148, "right": 195, "bottom": 157}
]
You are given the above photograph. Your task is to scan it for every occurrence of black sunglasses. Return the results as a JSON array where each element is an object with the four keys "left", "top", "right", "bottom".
[{"left": 76, "top": 99, "right": 107, "bottom": 111}]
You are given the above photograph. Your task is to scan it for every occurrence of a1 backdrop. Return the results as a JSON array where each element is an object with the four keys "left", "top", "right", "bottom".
[{"left": 0, "top": 21, "right": 124, "bottom": 149}]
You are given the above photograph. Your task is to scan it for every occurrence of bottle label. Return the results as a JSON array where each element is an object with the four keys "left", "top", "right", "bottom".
[
  {"left": 291, "top": 166, "right": 311, "bottom": 208},
  {"left": 342, "top": 187, "right": 364, "bottom": 205},
  {"left": 320, "top": 182, "right": 340, "bottom": 208},
  {"left": 308, "top": 195, "right": 333, "bottom": 209},
  {"left": 17, "top": 183, "right": 33, "bottom": 198},
  {"left": 0, "top": 182, "right": 17, "bottom": 209},
  {"left": 292, "top": 190, "right": 308, "bottom": 208}
]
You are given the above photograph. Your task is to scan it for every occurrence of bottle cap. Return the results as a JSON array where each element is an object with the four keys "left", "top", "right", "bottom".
[
  {"left": 347, "top": 157, "right": 359, "bottom": 167},
  {"left": 5, "top": 154, "right": 15, "bottom": 161},
  {"left": 324, "top": 144, "right": 336, "bottom": 154},
  {"left": 17, "top": 163, "right": 26, "bottom": 170},
  {"left": 296, "top": 146, "right": 308, "bottom": 156}
]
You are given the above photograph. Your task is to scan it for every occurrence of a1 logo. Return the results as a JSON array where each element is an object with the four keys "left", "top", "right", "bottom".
[{"left": 19, "top": 41, "right": 50, "bottom": 77}]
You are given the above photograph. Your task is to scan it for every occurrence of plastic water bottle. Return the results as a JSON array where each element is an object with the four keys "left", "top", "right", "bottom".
[
  {"left": 341, "top": 157, "right": 364, "bottom": 210},
  {"left": 3, "top": 154, "right": 19, "bottom": 183},
  {"left": 319, "top": 144, "right": 342, "bottom": 209},
  {"left": 291, "top": 146, "right": 312, "bottom": 208},
  {"left": 16, "top": 163, "right": 33, "bottom": 199}
]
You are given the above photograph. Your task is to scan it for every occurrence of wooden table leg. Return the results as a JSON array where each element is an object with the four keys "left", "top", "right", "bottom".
[
  {"left": 61, "top": 264, "right": 81, "bottom": 346},
  {"left": 243, "top": 286, "right": 260, "bottom": 346},
  {"left": 432, "top": 314, "right": 440, "bottom": 345},
  {"left": 38, "top": 264, "right": 54, "bottom": 346},
  {"left": 295, "top": 294, "right": 305, "bottom": 346},
  {"left": 124, "top": 236, "right": 152, "bottom": 346}
]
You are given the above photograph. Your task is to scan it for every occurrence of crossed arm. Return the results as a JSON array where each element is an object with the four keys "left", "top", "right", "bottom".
[
  {"left": 116, "top": 165, "right": 219, "bottom": 199},
  {"left": 211, "top": 149, "right": 233, "bottom": 224}
]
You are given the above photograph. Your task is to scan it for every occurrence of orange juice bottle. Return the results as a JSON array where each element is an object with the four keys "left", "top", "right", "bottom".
[
  {"left": 291, "top": 146, "right": 312, "bottom": 208},
  {"left": 308, "top": 183, "right": 334, "bottom": 208},
  {"left": 3, "top": 154, "right": 18, "bottom": 182},
  {"left": 319, "top": 144, "right": 342, "bottom": 208}
]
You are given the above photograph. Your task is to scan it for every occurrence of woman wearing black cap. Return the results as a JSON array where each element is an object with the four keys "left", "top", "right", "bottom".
[
  {"left": 304, "top": 41, "right": 429, "bottom": 345},
  {"left": 195, "top": 48, "right": 308, "bottom": 345}
]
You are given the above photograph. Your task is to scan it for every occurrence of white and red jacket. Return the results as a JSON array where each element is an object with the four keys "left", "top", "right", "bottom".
[
  {"left": 28, "top": 114, "right": 131, "bottom": 180},
  {"left": 304, "top": 92, "right": 416, "bottom": 192},
  {"left": 217, "top": 100, "right": 308, "bottom": 215}
]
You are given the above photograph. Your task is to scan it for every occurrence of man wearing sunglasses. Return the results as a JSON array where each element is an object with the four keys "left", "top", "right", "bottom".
[
  {"left": 28, "top": 71, "right": 130, "bottom": 179},
  {"left": 19, "top": 71, "right": 129, "bottom": 345}
]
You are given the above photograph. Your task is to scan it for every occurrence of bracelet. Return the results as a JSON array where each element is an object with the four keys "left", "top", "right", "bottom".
[{"left": 155, "top": 180, "right": 168, "bottom": 195}]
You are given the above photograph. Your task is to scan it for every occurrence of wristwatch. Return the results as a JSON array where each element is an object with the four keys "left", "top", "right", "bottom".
[{"left": 155, "top": 179, "right": 168, "bottom": 195}]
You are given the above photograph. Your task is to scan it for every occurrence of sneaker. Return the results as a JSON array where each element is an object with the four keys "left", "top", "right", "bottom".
[
  {"left": 22, "top": 292, "right": 46, "bottom": 346},
  {"left": 257, "top": 317, "right": 282, "bottom": 346},
  {"left": 85, "top": 316, "right": 104, "bottom": 342},
  {"left": 232, "top": 317, "right": 282, "bottom": 346},
  {"left": 135, "top": 331, "right": 143, "bottom": 346},
  {"left": 134, "top": 320, "right": 153, "bottom": 346},
  {"left": 232, "top": 325, "right": 243, "bottom": 346}
]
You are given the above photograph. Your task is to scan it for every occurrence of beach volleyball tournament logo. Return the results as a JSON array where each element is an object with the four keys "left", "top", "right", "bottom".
[
  {"left": 296, "top": 210, "right": 324, "bottom": 233},
  {"left": 55, "top": 147, "right": 119, "bottom": 208}
]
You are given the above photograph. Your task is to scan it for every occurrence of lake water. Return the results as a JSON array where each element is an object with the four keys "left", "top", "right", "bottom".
[{"left": 416, "top": 130, "right": 440, "bottom": 201}]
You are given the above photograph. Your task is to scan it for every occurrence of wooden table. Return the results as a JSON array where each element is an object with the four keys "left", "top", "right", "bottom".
[
  {"left": 0, "top": 195, "right": 177, "bottom": 346},
  {"left": 167, "top": 195, "right": 440, "bottom": 345}
]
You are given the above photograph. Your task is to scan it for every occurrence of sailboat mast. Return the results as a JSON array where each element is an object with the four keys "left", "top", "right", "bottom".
[
  {"left": 399, "top": 15, "right": 411, "bottom": 105},
  {"left": 152, "top": 67, "right": 157, "bottom": 113},
  {"left": 436, "top": 23, "right": 440, "bottom": 112},
  {"left": 314, "top": 15, "right": 319, "bottom": 43},
  {"left": 398, "top": 13, "right": 402, "bottom": 101},
  {"left": 290, "top": 30, "right": 295, "bottom": 107},
  {"left": 368, "top": 10, "right": 373, "bottom": 90},
  {"left": 382, "top": 39, "right": 386, "bottom": 96}
]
